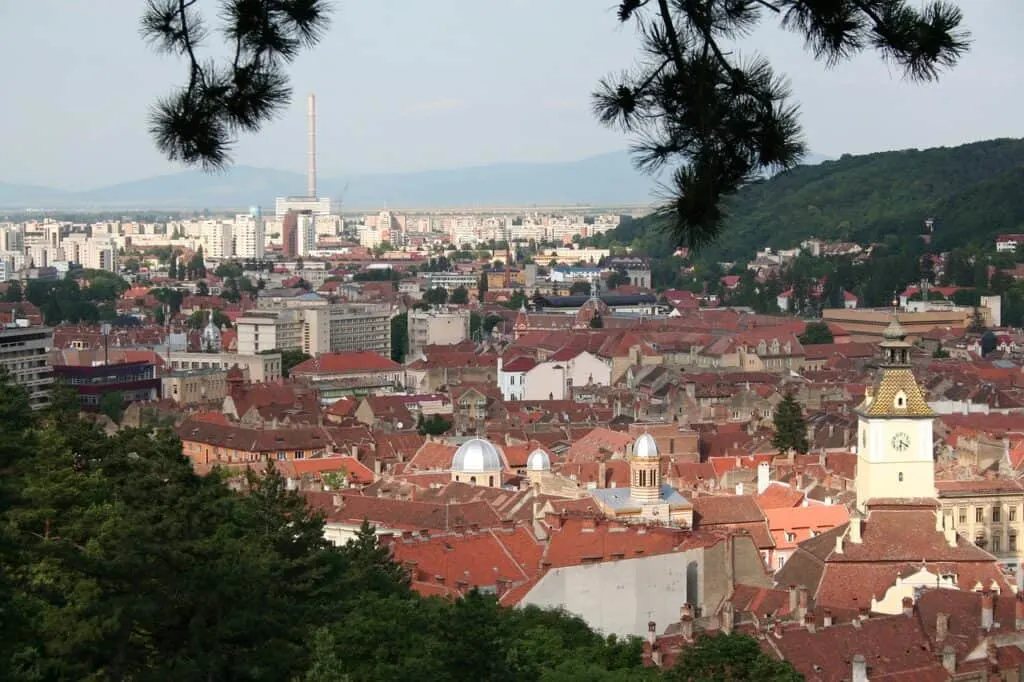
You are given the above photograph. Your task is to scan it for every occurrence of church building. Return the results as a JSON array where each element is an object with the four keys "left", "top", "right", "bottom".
[{"left": 776, "top": 315, "right": 1012, "bottom": 615}]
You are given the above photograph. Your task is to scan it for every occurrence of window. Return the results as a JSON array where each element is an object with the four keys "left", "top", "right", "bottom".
[
  {"left": 295, "top": 450, "right": 305, "bottom": 460},
  {"left": 993, "top": 535, "right": 1002, "bottom": 553},
  {"left": 977, "top": 507, "right": 985, "bottom": 523},
  {"left": 1011, "top": 507, "right": 1018, "bottom": 522},
  {"left": 959, "top": 507, "right": 967, "bottom": 525},
  {"left": 777, "top": 556, "right": 785, "bottom": 569},
  {"left": 785, "top": 532, "right": 796, "bottom": 543},
  {"left": 898, "top": 472, "right": 904, "bottom": 482},
  {"left": 993, "top": 507, "right": 1002, "bottom": 523},
  {"left": 277, "top": 450, "right": 286, "bottom": 460},
  {"left": 1011, "top": 534, "right": 1018, "bottom": 552}
]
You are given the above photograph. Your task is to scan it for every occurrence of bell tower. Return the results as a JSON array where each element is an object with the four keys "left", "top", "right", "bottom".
[{"left": 855, "top": 315, "right": 936, "bottom": 511}]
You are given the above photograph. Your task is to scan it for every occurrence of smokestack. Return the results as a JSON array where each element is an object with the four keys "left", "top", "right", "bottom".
[{"left": 307, "top": 93, "right": 317, "bottom": 198}]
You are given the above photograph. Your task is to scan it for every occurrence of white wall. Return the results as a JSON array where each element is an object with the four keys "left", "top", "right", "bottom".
[{"left": 518, "top": 549, "right": 703, "bottom": 638}]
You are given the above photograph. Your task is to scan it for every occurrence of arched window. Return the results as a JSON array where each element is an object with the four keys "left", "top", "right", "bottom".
[
  {"left": 488, "top": 475, "right": 494, "bottom": 487},
  {"left": 898, "top": 472, "right": 904, "bottom": 482},
  {"left": 469, "top": 476, "right": 477, "bottom": 485}
]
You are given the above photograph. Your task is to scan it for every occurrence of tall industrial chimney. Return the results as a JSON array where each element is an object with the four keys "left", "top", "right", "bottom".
[{"left": 307, "top": 93, "right": 317, "bottom": 198}]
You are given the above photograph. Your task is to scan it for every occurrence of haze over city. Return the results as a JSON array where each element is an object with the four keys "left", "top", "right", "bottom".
[{"left": 2, "top": 0, "right": 1023, "bottom": 190}]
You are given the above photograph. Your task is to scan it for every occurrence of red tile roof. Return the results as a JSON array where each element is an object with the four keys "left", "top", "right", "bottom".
[{"left": 292, "top": 351, "right": 400, "bottom": 374}]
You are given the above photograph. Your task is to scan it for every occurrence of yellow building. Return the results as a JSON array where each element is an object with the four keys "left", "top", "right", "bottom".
[
  {"left": 854, "top": 316, "right": 937, "bottom": 512},
  {"left": 936, "top": 480, "right": 1024, "bottom": 573},
  {"left": 485, "top": 269, "right": 527, "bottom": 289}
]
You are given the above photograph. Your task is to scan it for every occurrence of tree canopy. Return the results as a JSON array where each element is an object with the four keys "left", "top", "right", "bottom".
[{"left": 772, "top": 393, "right": 809, "bottom": 455}]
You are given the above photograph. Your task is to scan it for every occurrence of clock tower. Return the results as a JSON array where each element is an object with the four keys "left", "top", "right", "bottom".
[{"left": 854, "top": 315, "right": 936, "bottom": 512}]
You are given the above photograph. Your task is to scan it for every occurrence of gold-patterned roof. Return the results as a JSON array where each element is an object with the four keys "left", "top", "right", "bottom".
[{"left": 856, "top": 367, "right": 935, "bottom": 418}]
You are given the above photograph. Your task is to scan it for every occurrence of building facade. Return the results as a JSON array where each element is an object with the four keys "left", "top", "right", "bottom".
[
  {"left": 0, "top": 323, "right": 54, "bottom": 409},
  {"left": 407, "top": 307, "right": 471, "bottom": 357}
]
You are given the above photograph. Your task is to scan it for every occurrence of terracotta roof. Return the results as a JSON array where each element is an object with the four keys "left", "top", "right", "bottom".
[
  {"left": 292, "top": 351, "right": 400, "bottom": 375},
  {"left": 307, "top": 491, "right": 502, "bottom": 531},
  {"left": 756, "top": 483, "right": 806, "bottom": 510}
]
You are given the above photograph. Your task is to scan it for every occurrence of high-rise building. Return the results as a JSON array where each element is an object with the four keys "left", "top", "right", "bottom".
[
  {"left": 234, "top": 208, "right": 265, "bottom": 260},
  {"left": 282, "top": 211, "right": 299, "bottom": 259},
  {"left": 407, "top": 307, "right": 471, "bottom": 357},
  {"left": 0, "top": 323, "right": 54, "bottom": 410},
  {"left": 296, "top": 211, "right": 316, "bottom": 257},
  {"left": 199, "top": 221, "right": 233, "bottom": 260},
  {"left": 235, "top": 303, "right": 391, "bottom": 358}
]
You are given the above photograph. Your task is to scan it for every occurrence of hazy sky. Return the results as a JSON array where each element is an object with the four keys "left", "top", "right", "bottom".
[{"left": 1, "top": 1, "right": 1021, "bottom": 190}]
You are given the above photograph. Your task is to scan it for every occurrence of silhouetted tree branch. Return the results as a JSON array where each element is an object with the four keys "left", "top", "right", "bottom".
[
  {"left": 141, "top": 0, "right": 332, "bottom": 170},
  {"left": 595, "top": 0, "right": 969, "bottom": 251}
]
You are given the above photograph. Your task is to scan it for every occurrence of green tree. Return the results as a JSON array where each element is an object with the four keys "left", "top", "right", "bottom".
[
  {"left": 417, "top": 414, "right": 452, "bottom": 437},
  {"left": 595, "top": 0, "right": 967, "bottom": 250},
  {"left": 570, "top": 280, "right": 592, "bottom": 296},
  {"left": 772, "top": 394, "right": 809, "bottom": 455},
  {"left": 260, "top": 348, "right": 313, "bottom": 378},
  {"left": 214, "top": 261, "right": 244, "bottom": 279},
  {"left": 3, "top": 280, "right": 23, "bottom": 302},
  {"left": 665, "top": 633, "right": 803, "bottom": 681},
  {"left": 798, "top": 322, "right": 834, "bottom": 345},
  {"left": 391, "top": 312, "right": 409, "bottom": 363},
  {"left": 422, "top": 287, "right": 448, "bottom": 306},
  {"left": 187, "top": 308, "right": 231, "bottom": 330},
  {"left": 450, "top": 286, "right": 470, "bottom": 305},
  {"left": 606, "top": 268, "right": 629, "bottom": 290},
  {"left": 167, "top": 255, "right": 178, "bottom": 279},
  {"left": 98, "top": 390, "right": 126, "bottom": 423},
  {"left": 506, "top": 289, "right": 529, "bottom": 310},
  {"left": 196, "top": 280, "right": 210, "bottom": 296}
]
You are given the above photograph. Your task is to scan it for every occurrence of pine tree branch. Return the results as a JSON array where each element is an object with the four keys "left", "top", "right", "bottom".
[
  {"left": 178, "top": 0, "right": 202, "bottom": 96},
  {"left": 656, "top": 0, "right": 687, "bottom": 73}
]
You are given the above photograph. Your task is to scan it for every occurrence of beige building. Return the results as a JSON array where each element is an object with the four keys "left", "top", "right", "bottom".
[
  {"left": 824, "top": 306, "right": 993, "bottom": 343},
  {"left": 407, "top": 307, "right": 471, "bottom": 357},
  {"left": 162, "top": 367, "right": 229, "bottom": 406},
  {"left": 0, "top": 323, "right": 53, "bottom": 410},
  {"left": 937, "top": 479, "right": 1024, "bottom": 573},
  {"left": 237, "top": 303, "right": 391, "bottom": 358},
  {"left": 163, "top": 350, "right": 282, "bottom": 383}
]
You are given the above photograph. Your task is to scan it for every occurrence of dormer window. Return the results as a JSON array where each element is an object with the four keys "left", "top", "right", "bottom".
[{"left": 894, "top": 391, "right": 907, "bottom": 409}]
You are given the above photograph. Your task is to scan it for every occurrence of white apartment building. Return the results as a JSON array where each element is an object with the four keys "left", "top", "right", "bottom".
[
  {"left": 407, "top": 307, "right": 471, "bottom": 357},
  {"left": 236, "top": 303, "right": 392, "bottom": 358},
  {"left": 83, "top": 236, "right": 118, "bottom": 272},
  {"left": 296, "top": 213, "right": 317, "bottom": 257},
  {"left": 233, "top": 211, "right": 265, "bottom": 260},
  {"left": 423, "top": 271, "right": 478, "bottom": 292},
  {"left": 200, "top": 221, "right": 234, "bottom": 260}
]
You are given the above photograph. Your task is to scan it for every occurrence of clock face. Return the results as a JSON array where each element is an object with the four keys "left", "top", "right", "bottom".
[{"left": 891, "top": 432, "right": 911, "bottom": 452}]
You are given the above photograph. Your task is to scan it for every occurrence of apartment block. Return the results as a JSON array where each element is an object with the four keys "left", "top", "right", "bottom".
[
  {"left": 0, "top": 323, "right": 54, "bottom": 409},
  {"left": 236, "top": 303, "right": 391, "bottom": 358},
  {"left": 937, "top": 480, "right": 1024, "bottom": 573},
  {"left": 407, "top": 307, "right": 471, "bottom": 357}
]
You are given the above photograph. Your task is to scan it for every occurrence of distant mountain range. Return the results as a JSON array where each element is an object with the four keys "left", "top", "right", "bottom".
[{"left": 0, "top": 151, "right": 832, "bottom": 212}]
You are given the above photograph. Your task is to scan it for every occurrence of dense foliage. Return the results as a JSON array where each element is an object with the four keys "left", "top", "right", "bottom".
[
  {"left": 1, "top": 372, "right": 777, "bottom": 681},
  {"left": 772, "top": 394, "right": 809, "bottom": 455}
]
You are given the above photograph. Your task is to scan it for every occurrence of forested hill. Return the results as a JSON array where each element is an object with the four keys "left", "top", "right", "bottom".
[{"left": 606, "top": 138, "right": 1024, "bottom": 260}]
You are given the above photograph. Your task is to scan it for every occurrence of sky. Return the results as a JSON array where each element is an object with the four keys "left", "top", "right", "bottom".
[{"left": 1, "top": 1, "right": 1022, "bottom": 190}]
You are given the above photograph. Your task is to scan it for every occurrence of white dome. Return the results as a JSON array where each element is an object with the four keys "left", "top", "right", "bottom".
[
  {"left": 526, "top": 448, "right": 551, "bottom": 471},
  {"left": 634, "top": 433, "right": 659, "bottom": 459},
  {"left": 451, "top": 438, "right": 503, "bottom": 473}
]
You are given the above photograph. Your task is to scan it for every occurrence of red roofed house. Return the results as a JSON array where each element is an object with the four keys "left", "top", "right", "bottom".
[{"left": 291, "top": 351, "right": 403, "bottom": 398}]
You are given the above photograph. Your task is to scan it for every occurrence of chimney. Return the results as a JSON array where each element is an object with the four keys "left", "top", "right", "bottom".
[
  {"left": 823, "top": 609, "right": 833, "bottom": 628},
  {"left": 804, "top": 611, "right": 816, "bottom": 633},
  {"left": 944, "top": 526, "right": 958, "bottom": 548},
  {"left": 849, "top": 516, "right": 862, "bottom": 544},
  {"left": 982, "top": 591, "right": 994, "bottom": 630},
  {"left": 788, "top": 585, "right": 799, "bottom": 615},
  {"left": 902, "top": 596, "right": 914, "bottom": 617},
  {"left": 858, "top": 605, "right": 870, "bottom": 622},
  {"left": 835, "top": 535, "right": 844, "bottom": 554},
  {"left": 851, "top": 654, "right": 867, "bottom": 682},
  {"left": 757, "top": 461, "right": 770, "bottom": 494},
  {"left": 306, "top": 93, "right": 317, "bottom": 198},
  {"left": 936, "top": 612, "right": 949, "bottom": 642},
  {"left": 680, "top": 603, "right": 694, "bottom": 621},
  {"left": 598, "top": 460, "right": 607, "bottom": 489},
  {"left": 735, "top": 482, "right": 744, "bottom": 496},
  {"left": 942, "top": 645, "right": 956, "bottom": 674},
  {"left": 1016, "top": 593, "right": 1024, "bottom": 630},
  {"left": 797, "top": 586, "right": 809, "bottom": 622},
  {"left": 935, "top": 510, "right": 944, "bottom": 532}
]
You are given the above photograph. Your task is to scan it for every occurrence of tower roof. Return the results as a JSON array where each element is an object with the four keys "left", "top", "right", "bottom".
[
  {"left": 451, "top": 438, "right": 503, "bottom": 473},
  {"left": 857, "top": 368, "right": 935, "bottom": 418}
]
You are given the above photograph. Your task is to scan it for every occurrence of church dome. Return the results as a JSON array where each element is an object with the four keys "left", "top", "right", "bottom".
[
  {"left": 526, "top": 448, "right": 551, "bottom": 471},
  {"left": 634, "top": 432, "right": 659, "bottom": 459},
  {"left": 451, "top": 438, "right": 503, "bottom": 473}
]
